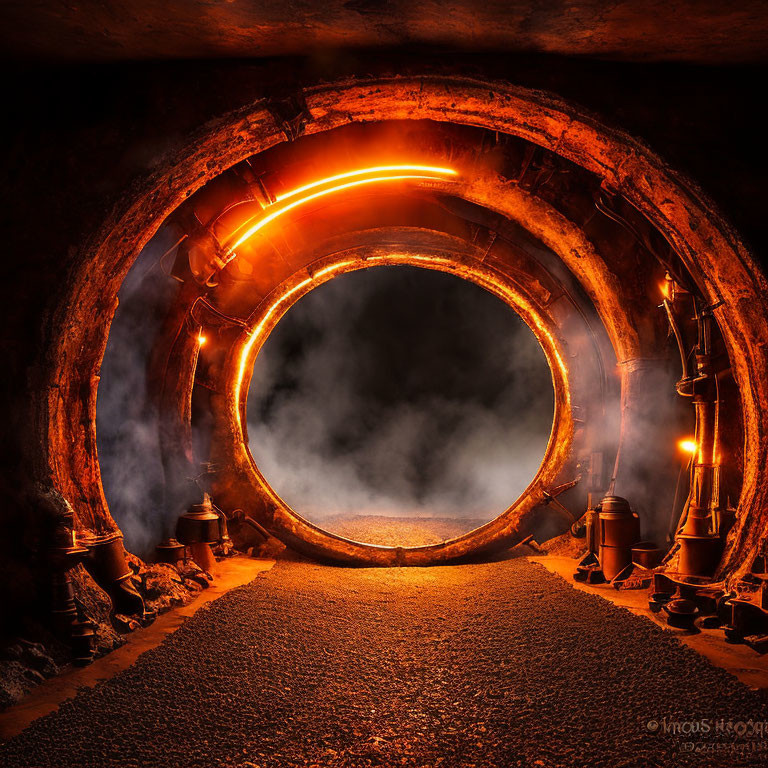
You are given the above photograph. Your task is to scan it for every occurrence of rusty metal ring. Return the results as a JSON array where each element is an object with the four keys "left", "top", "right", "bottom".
[{"left": 210, "top": 246, "right": 574, "bottom": 565}]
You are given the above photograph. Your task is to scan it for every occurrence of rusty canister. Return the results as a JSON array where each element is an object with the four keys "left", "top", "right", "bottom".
[
  {"left": 177, "top": 497, "right": 220, "bottom": 545},
  {"left": 598, "top": 495, "right": 640, "bottom": 580}
]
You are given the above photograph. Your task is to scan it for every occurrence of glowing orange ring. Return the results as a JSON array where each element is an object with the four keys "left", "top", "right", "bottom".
[{"left": 213, "top": 249, "right": 574, "bottom": 566}]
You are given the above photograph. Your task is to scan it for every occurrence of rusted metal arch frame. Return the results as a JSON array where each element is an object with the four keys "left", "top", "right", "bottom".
[
  {"left": 38, "top": 77, "right": 766, "bottom": 576},
  {"left": 208, "top": 240, "right": 575, "bottom": 565},
  {"left": 150, "top": 170, "right": 647, "bottom": 565},
  {"left": 158, "top": 200, "right": 619, "bottom": 565}
]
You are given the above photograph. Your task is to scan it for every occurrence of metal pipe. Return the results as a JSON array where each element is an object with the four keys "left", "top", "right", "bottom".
[
  {"left": 242, "top": 516, "right": 271, "bottom": 541},
  {"left": 676, "top": 306, "right": 724, "bottom": 576},
  {"left": 662, "top": 297, "right": 690, "bottom": 381}
]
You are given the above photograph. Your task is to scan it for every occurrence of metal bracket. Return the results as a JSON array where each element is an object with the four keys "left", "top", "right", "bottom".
[{"left": 266, "top": 91, "right": 314, "bottom": 141}]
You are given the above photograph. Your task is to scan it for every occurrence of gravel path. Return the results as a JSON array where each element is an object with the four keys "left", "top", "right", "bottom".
[
  {"left": 3, "top": 556, "right": 768, "bottom": 767},
  {"left": 319, "top": 515, "right": 488, "bottom": 546}
]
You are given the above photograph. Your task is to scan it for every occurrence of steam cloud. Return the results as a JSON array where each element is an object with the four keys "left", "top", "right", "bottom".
[
  {"left": 97, "top": 233, "right": 686, "bottom": 557},
  {"left": 96, "top": 227, "right": 179, "bottom": 557},
  {"left": 612, "top": 360, "right": 693, "bottom": 544},
  {"left": 246, "top": 266, "right": 555, "bottom": 527}
]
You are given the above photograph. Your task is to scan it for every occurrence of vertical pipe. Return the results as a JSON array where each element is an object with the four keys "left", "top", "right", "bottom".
[
  {"left": 676, "top": 307, "right": 723, "bottom": 575},
  {"left": 158, "top": 321, "right": 204, "bottom": 538}
]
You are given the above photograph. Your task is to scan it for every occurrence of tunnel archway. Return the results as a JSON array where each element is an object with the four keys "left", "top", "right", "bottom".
[
  {"left": 209, "top": 250, "right": 574, "bottom": 565},
  {"left": 38, "top": 76, "right": 768, "bottom": 575},
  {"left": 244, "top": 264, "right": 556, "bottom": 548}
]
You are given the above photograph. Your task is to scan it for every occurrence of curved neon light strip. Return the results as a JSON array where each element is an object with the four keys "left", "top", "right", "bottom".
[
  {"left": 273, "top": 165, "right": 458, "bottom": 203},
  {"left": 224, "top": 165, "right": 458, "bottom": 256}
]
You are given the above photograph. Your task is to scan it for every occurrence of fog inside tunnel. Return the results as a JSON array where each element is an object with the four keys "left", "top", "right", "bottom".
[
  {"left": 246, "top": 265, "right": 554, "bottom": 545},
  {"left": 96, "top": 228, "right": 180, "bottom": 558}
]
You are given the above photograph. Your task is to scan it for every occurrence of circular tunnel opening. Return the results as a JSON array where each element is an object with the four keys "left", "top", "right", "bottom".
[
  {"left": 246, "top": 265, "right": 554, "bottom": 547},
  {"left": 85, "top": 89, "right": 750, "bottom": 571}
]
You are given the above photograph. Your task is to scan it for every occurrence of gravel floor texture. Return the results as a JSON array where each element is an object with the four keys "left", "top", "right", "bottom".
[
  {"left": 319, "top": 515, "right": 488, "bottom": 547},
  {"left": 3, "top": 555, "right": 768, "bottom": 768}
]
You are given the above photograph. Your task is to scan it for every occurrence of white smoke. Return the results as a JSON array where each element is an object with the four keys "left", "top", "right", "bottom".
[
  {"left": 96, "top": 227, "right": 180, "bottom": 557},
  {"left": 96, "top": 235, "right": 689, "bottom": 557},
  {"left": 246, "top": 266, "right": 554, "bottom": 527}
]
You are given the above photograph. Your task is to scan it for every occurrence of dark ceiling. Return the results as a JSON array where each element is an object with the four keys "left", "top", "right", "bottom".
[{"left": 2, "top": 1, "right": 767, "bottom": 63}]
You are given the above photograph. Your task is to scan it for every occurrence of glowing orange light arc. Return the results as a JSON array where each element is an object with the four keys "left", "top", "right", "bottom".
[
  {"left": 273, "top": 165, "right": 458, "bottom": 203},
  {"left": 224, "top": 165, "right": 458, "bottom": 257},
  {"left": 679, "top": 439, "right": 697, "bottom": 455}
]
